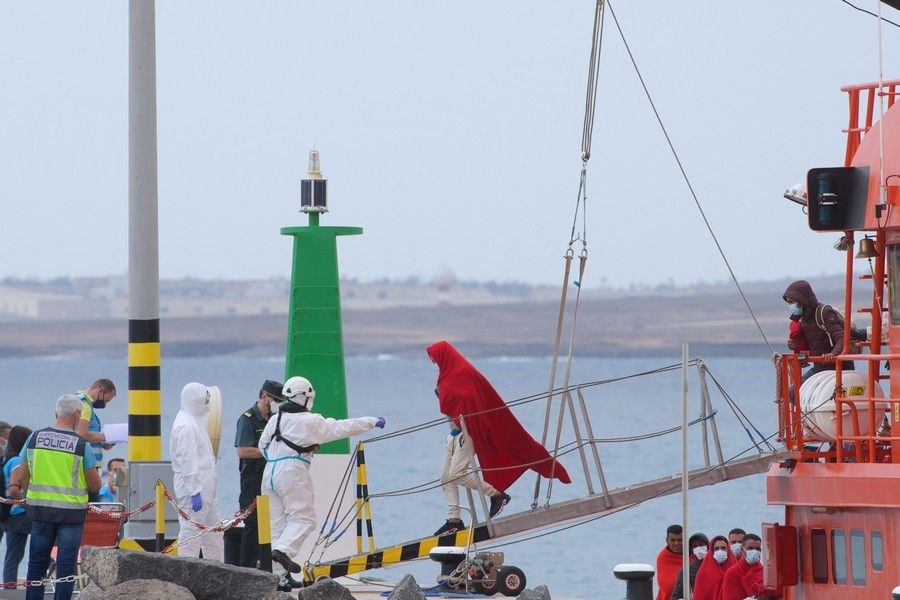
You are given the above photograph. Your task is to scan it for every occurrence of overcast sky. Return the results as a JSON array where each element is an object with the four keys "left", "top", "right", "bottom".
[{"left": 1, "top": 2, "right": 899, "bottom": 287}]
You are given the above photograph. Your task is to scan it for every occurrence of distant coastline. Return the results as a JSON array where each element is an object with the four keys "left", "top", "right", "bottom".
[{"left": 0, "top": 272, "right": 868, "bottom": 360}]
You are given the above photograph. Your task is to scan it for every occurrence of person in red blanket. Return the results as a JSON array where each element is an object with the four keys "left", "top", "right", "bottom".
[
  {"left": 721, "top": 533, "right": 764, "bottom": 600},
  {"left": 656, "top": 524, "right": 684, "bottom": 600},
  {"left": 426, "top": 341, "right": 571, "bottom": 536},
  {"left": 692, "top": 535, "right": 738, "bottom": 600}
]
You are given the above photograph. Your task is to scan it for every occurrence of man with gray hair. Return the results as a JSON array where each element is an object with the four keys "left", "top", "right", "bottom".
[{"left": 10, "top": 395, "right": 101, "bottom": 600}]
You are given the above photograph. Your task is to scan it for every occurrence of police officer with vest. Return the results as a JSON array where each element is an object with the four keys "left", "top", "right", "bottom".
[
  {"left": 234, "top": 380, "right": 284, "bottom": 568},
  {"left": 10, "top": 394, "right": 101, "bottom": 600}
]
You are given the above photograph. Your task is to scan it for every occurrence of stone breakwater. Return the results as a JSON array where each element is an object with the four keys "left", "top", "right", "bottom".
[{"left": 73, "top": 547, "right": 557, "bottom": 600}]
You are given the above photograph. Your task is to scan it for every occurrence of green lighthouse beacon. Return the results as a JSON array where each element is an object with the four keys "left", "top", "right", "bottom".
[{"left": 281, "top": 150, "right": 362, "bottom": 559}]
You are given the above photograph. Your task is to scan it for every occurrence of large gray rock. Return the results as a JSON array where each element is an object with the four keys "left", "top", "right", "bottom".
[
  {"left": 386, "top": 574, "right": 425, "bottom": 600},
  {"left": 296, "top": 577, "right": 355, "bottom": 600},
  {"left": 98, "top": 578, "right": 195, "bottom": 600},
  {"left": 75, "top": 582, "right": 105, "bottom": 600},
  {"left": 517, "top": 585, "right": 552, "bottom": 600},
  {"left": 274, "top": 592, "right": 296, "bottom": 600},
  {"left": 81, "top": 546, "right": 280, "bottom": 600}
]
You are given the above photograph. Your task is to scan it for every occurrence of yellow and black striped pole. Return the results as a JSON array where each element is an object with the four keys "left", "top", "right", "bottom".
[
  {"left": 257, "top": 494, "right": 272, "bottom": 572},
  {"left": 355, "top": 443, "right": 375, "bottom": 553},
  {"left": 128, "top": 319, "right": 161, "bottom": 461},
  {"left": 128, "top": 0, "right": 162, "bottom": 463},
  {"left": 154, "top": 480, "right": 165, "bottom": 552}
]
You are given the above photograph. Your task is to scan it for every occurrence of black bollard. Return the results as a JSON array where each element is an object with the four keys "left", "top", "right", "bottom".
[{"left": 613, "top": 563, "right": 655, "bottom": 600}]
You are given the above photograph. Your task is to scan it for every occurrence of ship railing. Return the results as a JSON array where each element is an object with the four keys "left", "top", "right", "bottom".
[
  {"left": 776, "top": 352, "right": 900, "bottom": 463},
  {"left": 840, "top": 79, "right": 900, "bottom": 167}
]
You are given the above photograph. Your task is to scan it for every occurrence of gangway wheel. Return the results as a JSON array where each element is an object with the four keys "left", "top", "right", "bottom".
[
  {"left": 496, "top": 565, "right": 526, "bottom": 596},
  {"left": 474, "top": 565, "right": 526, "bottom": 596}
]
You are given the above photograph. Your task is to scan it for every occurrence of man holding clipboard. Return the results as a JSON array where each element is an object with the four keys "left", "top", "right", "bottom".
[{"left": 75, "top": 379, "right": 117, "bottom": 502}]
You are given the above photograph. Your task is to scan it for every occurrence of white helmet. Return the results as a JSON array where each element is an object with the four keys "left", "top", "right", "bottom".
[{"left": 283, "top": 376, "right": 315, "bottom": 409}]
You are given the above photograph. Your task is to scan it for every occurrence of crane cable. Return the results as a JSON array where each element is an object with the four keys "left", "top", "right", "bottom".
[
  {"left": 534, "top": 0, "right": 605, "bottom": 510},
  {"left": 606, "top": 0, "right": 774, "bottom": 355}
]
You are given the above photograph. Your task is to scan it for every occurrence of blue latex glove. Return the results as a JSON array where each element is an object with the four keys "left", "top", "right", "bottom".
[
  {"left": 191, "top": 492, "right": 203, "bottom": 512},
  {"left": 375, "top": 416, "right": 386, "bottom": 429}
]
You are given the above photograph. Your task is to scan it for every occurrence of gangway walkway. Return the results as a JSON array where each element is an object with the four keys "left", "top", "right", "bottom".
[
  {"left": 296, "top": 355, "right": 785, "bottom": 585},
  {"left": 310, "top": 450, "right": 785, "bottom": 580}
]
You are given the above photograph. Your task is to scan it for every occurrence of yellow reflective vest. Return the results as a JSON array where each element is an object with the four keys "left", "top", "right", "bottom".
[{"left": 25, "top": 427, "right": 89, "bottom": 524}]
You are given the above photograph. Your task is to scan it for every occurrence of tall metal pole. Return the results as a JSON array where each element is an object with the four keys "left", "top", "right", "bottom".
[
  {"left": 681, "top": 342, "right": 690, "bottom": 600},
  {"left": 128, "top": 0, "right": 161, "bottom": 461}
]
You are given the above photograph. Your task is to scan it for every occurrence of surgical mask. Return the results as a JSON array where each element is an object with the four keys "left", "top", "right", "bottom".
[
  {"left": 0, "top": 439, "right": 6, "bottom": 454},
  {"left": 788, "top": 303, "right": 802, "bottom": 318},
  {"left": 731, "top": 542, "right": 742, "bottom": 557},
  {"left": 713, "top": 550, "right": 728, "bottom": 564},
  {"left": 693, "top": 546, "right": 708, "bottom": 561},
  {"left": 745, "top": 549, "right": 761, "bottom": 565}
]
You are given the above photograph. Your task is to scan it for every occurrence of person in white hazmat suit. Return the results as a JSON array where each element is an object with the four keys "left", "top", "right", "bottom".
[
  {"left": 170, "top": 382, "right": 224, "bottom": 560},
  {"left": 259, "top": 375, "right": 385, "bottom": 584}
]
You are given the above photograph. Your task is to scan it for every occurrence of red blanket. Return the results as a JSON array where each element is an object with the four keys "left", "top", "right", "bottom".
[
  {"left": 426, "top": 341, "right": 571, "bottom": 491},
  {"left": 656, "top": 547, "right": 684, "bottom": 600},
  {"left": 693, "top": 536, "right": 737, "bottom": 600}
]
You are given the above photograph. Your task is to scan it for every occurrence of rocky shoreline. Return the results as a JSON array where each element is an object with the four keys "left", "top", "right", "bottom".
[{"left": 67, "top": 547, "right": 556, "bottom": 600}]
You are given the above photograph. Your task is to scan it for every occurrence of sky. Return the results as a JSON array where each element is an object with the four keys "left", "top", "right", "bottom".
[{"left": 1, "top": 2, "right": 899, "bottom": 287}]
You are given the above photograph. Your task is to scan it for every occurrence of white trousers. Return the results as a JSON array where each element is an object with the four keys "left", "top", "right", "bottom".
[
  {"left": 175, "top": 494, "right": 224, "bottom": 560},
  {"left": 262, "top": 458, "right": 316, "bottom": 576},
  {"left": 441, "top": 433, "right": 497, "bottom": 520}
]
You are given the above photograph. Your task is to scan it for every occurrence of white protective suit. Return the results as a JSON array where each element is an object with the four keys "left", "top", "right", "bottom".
[
  {"left": 259, "top": 407, "right": 377, "bottom": 574},
  {"left": 170, "top": 382, "right": 223, "bottom": 560}
]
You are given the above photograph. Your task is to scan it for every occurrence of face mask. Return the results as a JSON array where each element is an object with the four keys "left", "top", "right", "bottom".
[
  {"left": 713, "top": 549, "right": 728, "bottom": 564},
  {"left": 731, "top": 543, "right": 742, "bottom": 557},
  {"left": 93, "top": 399, "right": 107, "bottom": 409},
  {"left": 745, "top": 549, "right": 761, "bottom": 565},
  {"left": 693, "top": 546, "right": 708, "bottom": 560},
  {"left": 0, "top": 439, "right": 6, "bottom": 454},
  {"left": 788, "top": 303, "right": 802, "bottom": 318}
]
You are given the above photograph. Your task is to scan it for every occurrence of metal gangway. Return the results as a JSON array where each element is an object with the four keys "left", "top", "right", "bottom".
[{"left": 306, "top": 358, "right": 784, "bottom": 581}]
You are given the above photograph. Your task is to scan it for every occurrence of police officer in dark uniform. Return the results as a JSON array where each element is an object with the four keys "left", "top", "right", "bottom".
[{"left": 234, "top": 379, "right": 284, "bottom": 567}]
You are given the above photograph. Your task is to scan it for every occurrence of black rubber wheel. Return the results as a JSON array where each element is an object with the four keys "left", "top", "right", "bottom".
[{"left": 496, "top": 565, "right": 526, "bottom": 596}]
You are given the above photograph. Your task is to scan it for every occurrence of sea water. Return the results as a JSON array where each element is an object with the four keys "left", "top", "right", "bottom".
[{"left": 0, "top": 354, "right": 783, "bottom": 598}]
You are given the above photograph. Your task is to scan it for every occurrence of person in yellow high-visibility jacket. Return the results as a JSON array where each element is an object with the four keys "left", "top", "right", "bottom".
[{"left": 10, "top": 394, "right": 101, "bottom": 600}]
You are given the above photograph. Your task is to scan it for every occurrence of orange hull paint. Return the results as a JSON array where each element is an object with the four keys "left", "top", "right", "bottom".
[{"left": 768, "top": 80, "right": 900, "bottom": 598}]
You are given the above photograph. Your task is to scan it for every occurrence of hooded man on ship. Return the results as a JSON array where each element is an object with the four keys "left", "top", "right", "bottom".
[
  {"left": 426, "top": 340, "right": 571, "bottom": 536},
  {"left": 783, "top": 279, "right": 856, "bottom": 379}
]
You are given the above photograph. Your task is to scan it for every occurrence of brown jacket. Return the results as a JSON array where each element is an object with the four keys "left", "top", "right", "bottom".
[{"left": 782, "top": 280, "right": 846, "bottom": 355}]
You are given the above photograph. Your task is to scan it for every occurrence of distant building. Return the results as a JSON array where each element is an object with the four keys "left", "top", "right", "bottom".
[{"left": 0, "top": 286, "right": 93, "bottom": 320}]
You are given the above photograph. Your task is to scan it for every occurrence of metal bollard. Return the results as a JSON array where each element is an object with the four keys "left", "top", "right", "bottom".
[
  {"left": 257, "top": 495, "right": 272, "bottom": 572},
  {"left": 613, "top": 563, "right": 655, "bottom": 600},
  {"left": 155, "top": 480, "right": 165, "bottom": 552}
]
